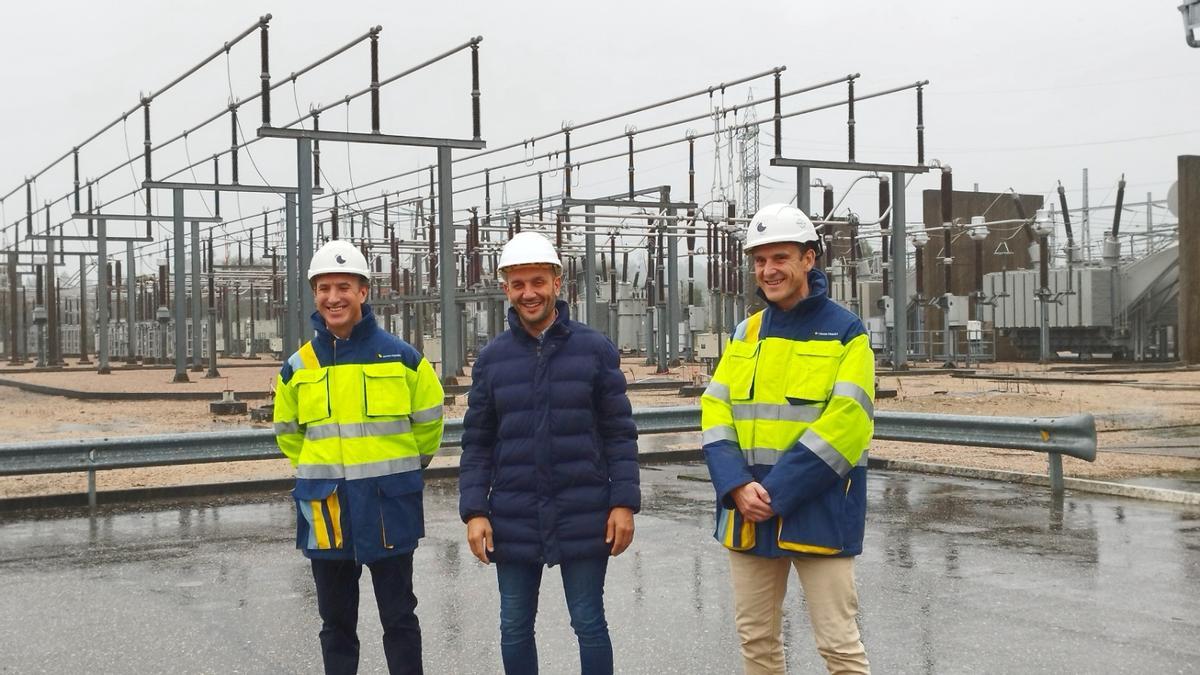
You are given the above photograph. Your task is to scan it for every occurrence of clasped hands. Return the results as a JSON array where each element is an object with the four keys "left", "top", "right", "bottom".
[{"left": 732, "top": 481, "right": 774, "bottom": 522}]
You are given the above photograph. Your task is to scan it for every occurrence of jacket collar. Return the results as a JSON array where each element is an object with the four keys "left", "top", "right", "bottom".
[
  {"left": 756, "top": 267, "right": 829, "bottom": 316},
  {"left": 508, "top": 299, "right": 572, "bottom": 342},
  {"left": 310, "top": 303, "right": 378, "bottom": 343}
]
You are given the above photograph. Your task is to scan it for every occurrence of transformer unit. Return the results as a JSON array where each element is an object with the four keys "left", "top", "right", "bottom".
[{"left": 981, "top": 267, "right": 1113, "bottom": 329}]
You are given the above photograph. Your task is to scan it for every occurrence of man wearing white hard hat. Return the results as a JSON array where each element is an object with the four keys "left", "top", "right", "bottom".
[
  {"left": 458, "top": 231, "right": 640, "bottom": 675},
  {"left": 273, "top": 239, "right": 445, "bottom": 674},
  {"left": 702, "top": 204, "right": 874, "bottom": 673}
]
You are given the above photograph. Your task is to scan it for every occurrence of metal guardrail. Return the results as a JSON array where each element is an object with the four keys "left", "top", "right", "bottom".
[{"left": 0, "top": 406, "right": 1095, "bottom": 505}]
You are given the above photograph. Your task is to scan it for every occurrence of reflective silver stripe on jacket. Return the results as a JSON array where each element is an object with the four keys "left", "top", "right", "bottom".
[
  {"left": 702, "top": 425, "right": 738, "bottom": 445},
  {"left": 801, "top": 428, "right": 853, "bottom": 477},
  {"left": 296, "top": 455, "right": 423, "bottom": 480},
  {"left": 741, "top": 447, "right": 783, "bottom": 466},
  {"left": 409, "top": 405, "right": 444, "bottom": 424},
  {"left": 274, "top": 421, "right": 300, "bottom": 435},
  {"left": 703, "top": 380, "right": 730, "bottom": 403},
  {"left": 731, "top": 402, "right": 822, "bottom": 423},
  {"left": 305, "top": 419, "right": 413, "bottom": 441},
  {"left": 831, "top": 381, "right": 875, "bottom": 420},
  {"left": 741, "top": 445, "right": 869, "bottom": 471}
]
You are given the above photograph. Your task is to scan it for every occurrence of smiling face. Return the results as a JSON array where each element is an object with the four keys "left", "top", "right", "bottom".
[
  {"left": 501, "top": 264, "right": 562, "bottom": 336},
  {"left": 751, "top": 241, "right": 815, "bottom": 311},
  {"left": 312, "top": 273, "right": 368, "bottom": 339}
]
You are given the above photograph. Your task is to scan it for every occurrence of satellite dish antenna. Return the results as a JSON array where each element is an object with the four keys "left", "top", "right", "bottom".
[{"left": 1167, "top": 181, "right": 1179, "bottom": 217}]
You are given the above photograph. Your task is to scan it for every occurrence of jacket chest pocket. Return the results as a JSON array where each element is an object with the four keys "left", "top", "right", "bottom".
[
  {"left": 723, "top": 339, "right": 761, "bottom": 400},
  {"left": 785, "top": 341, "right": 844, "bottom": 405},
  {"left": 362, "top": 362, "right": 412, "bottom": 417},
  {"left": 293, "top": 369, "right": 331, "bottom": 425}
]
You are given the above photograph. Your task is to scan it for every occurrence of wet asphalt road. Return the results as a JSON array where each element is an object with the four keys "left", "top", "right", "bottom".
[{"left": 1, "top": 465, "right": 1197, "bottom": 674}]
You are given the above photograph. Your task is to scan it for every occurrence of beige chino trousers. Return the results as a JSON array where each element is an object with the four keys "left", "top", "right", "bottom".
[{"left": 728, "top": 551, "right": 869, "bottom": 675}]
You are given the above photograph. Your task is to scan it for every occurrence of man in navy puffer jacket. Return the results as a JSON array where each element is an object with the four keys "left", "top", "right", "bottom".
[{"left": 459, "top": 232, "right": 640, "bottom": 675}]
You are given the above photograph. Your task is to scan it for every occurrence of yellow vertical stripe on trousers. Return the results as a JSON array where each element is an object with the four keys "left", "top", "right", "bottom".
[
  {"left": 310, "top": 499, "right": 331, "bottom": 549},
  {"left": 325, "top": 493, "right": 343, "bottom": 548},
  {"left": 299, "top": 342, "right": 320, "bottom": 370}
]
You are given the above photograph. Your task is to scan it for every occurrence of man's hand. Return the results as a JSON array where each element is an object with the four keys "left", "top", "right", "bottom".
[
  {"left": 732, "top": 482, "right": 774, "bottom": 522},
  {"left": 605, "top": 507, "right": 635, "bottom": 556},
  {"left": 466, "top": 516, "right": 494, "bottom": 564}
]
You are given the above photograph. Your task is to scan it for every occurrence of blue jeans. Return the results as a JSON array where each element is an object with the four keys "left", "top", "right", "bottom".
[{"left": 495, "top": 556, "right": 613, "bottom": 675}]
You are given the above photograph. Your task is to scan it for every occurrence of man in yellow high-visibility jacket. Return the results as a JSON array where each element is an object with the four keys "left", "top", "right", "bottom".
[
  {"left": 702, "top": 203, "right": 874, "bottom": 674},
  {"left": 274, "top": 239, "right": 444, "bottom": 675}
]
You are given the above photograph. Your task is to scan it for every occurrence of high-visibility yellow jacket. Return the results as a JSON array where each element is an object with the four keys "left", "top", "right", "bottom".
[
  {"left": 702, "top": 270, "right": 874, "bottom": 557},
  {"left": 273, "top": 305, "right": 444, "bottom": 563}
]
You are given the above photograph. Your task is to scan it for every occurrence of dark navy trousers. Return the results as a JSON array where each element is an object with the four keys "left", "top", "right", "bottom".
[{"left": 311, "top": 553, "right": 422, "bottom": 675}]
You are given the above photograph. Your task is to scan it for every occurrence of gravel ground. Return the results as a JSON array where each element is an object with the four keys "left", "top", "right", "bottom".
[{"left": 1, "top": 358, "right": 1197, "bottom": 499}]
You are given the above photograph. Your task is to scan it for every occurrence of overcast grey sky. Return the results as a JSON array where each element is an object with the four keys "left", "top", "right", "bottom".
[{"left": 1, "top": 0, "right": 1196, "bottom": 260}]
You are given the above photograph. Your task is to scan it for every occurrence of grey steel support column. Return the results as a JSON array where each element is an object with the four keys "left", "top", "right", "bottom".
[
  {"left": 1179, "top": 156, "right": 1200, "bottom": 364},
  {"left": 644, "top": 282, "right": 655, "bottom": 364},
  {"left": 584, "top": 205, "right": 597, "bottom": 326},
  {"left": 796, "top": 167, "right": 811, "bottom": 215},
  {"left": 297, "top": 139, "right": 316, "bottom": 330},
  {"left": 890, "top": 172, "right": 909, "bottom": 370},
  {"left": 77, "top": 254, "right": 91, "bottom": 364},
  {"left": 248, "top": 284, "right": 259, "bottom": 359},
  {"left": 234, "top": 284, "right": 243, "bottom": 356},
  {"left": 284, "top": 196, "right": 298, "bottom": 353},
  {"left": 46, "top": 232, "right": 60, "bottom": 365},
  {"left": 222, "top": 287, "right": 233, "bottom": 356},
  {"left": 666, "top": 205, "right": 680, "bottom": 366},
  {"left": 34, "top": 266, "right": 46, "bottom": 368},
  {"left": 6, "top": 251, "right": 19, "bottom": 364},
  {"left": 19, "top": 286, "right": 28, "bottom": 361},
  {"left": 96, "top": 219, "right": 110, "bottom": 374},
  {"left": 655, "top": 249, "right": 667, "bottom": 373},
  {"left": 206, "top": 240, "right": 220, "bottom": 379},
  {"left": 171, "top": 189, "right": 189, "bottom": 382},
  {"left": 190, "top": 220, "right": 203, "bottom": 371},
  {"left": 437, "top": 145, "right": 461, "bottom": 382},
  {"left": 126, "top": 241, "right": 136, "bottom": 363}
]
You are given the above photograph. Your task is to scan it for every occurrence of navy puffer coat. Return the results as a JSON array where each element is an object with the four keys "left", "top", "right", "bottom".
[{"left": 458, "top": 300, "right": 640, "bottom": 565}]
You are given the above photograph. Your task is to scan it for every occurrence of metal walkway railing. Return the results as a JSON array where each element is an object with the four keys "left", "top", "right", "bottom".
[{"left": 0, "top": 406, "right": 1096, "bottom": 506}]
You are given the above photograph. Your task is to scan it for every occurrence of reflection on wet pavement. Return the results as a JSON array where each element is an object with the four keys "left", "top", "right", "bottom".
[{"left": 1, "top": 465, "right": 1197, "bottom": 673}]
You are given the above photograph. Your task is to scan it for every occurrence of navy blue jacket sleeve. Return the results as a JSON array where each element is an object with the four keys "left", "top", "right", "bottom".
[
  {"left": 459, "top": 353, "right": 496, "bottom": 522},
  {"left": 592, "top": 337, "right": 641, "bottom": 512}
]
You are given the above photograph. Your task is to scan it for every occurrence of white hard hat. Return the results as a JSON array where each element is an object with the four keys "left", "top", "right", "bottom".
[
  {"left": 308, "top": 239, "right": 371, "bottom": 281},
  {"left": 497, "top": 232, "right": 562, "bottom": 278},
  {"left": 744, "top": 203, "right": 821, "bottom": 255}
]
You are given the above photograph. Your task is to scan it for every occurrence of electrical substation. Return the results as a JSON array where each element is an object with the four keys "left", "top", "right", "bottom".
[
  {"left": 1, "top": 8, "right": 1199, "bottom": 673},
  {"left": 0, "top": 15, "right": 1195, "bottom": 384}
]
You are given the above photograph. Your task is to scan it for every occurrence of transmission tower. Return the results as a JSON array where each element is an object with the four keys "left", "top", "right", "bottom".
[{"left": 737, "top": 100, "right": 761, "bottom": 218}]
